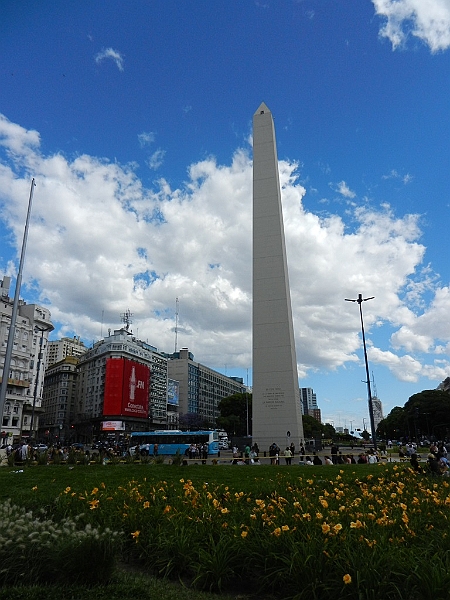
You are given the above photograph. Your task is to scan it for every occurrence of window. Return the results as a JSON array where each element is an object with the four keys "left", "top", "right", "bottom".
[
  {"left": 2, "top": 417, "right": 9, "bottom": 426},
  {"left": 12, "top": 417, "right": 19, "bottom": 426}
]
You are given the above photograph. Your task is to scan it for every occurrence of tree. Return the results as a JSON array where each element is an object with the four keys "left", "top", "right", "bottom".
[
  {"left": 302, "top": 415, "right": 336, "bottom": 440},
  {"left": 217, "top": 393, "right": 252, "bottom": 437},
  {"left": 377, "top": 389, "right": 450, "bottom": 441}
]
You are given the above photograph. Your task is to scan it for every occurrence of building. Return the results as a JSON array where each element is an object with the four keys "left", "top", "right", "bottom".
[
  {"left": 40, "top": 355, "right": 80, "bottom": 444},
  {"left": 166, "top": 348, "right": 246, "bottom": 428},
  {"left": 0, "top": 276, "right": 54, "bottom": 443},
  {"left": 45, "top": 336, "right": 87, "bottom": 368},
  {"left": 372, "top": 396, "right": 384, "bottom": 432},
  {"left": 300, "top": 387, "right": 322, "bottom": 423},
  {"left": 252, "top": 103, "right": 304, "bottom": 450},
  {"left": 74, "top": 328, "right": 170, "bottom": 440}
]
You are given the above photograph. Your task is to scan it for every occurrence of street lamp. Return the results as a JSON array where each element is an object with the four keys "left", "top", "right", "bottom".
[
  {"left": 30, "top": 326, "right": 46, "bottom": 440},
  {"left": 345, "top": 294, "right": 377, "bottom": 451}
]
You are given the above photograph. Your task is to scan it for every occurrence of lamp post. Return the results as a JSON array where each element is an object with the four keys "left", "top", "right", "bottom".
[
  {"left": 345, "top": 294, "right": 377, "bottom": 451},
  {"left": 30, "top": 326, "right": 46, "bottom": 440}
]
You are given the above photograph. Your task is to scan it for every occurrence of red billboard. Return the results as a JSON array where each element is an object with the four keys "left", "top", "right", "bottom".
[{"left": 103, "top": 358, "right": 150, "bottom": 418}]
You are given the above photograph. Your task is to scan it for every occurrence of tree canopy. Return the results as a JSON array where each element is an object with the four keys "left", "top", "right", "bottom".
[{"left": 377, "top": 389, "right": 450, "bottom": 441}]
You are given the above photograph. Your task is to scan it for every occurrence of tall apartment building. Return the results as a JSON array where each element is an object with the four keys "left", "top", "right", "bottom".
[
  {"left": 40, "top": 355, "right": 80, "bottom": 444},
  {"left": 45, "top": 336, "right": 87, "bottom": 368},
  {"left": 166, "top": 348, "right": 246, "bottom": 427},
  {"left": 0, "top": 276, "right": 53, "bottom": 442},
  {"left": 372, "top": 396, "right": 384, "bottom": 432},
  {"left": 74, "top": 328, "right": 170, "bottom": 440},
  {"left": 300, "top": 387, "right": 322, "bottom": 423}
]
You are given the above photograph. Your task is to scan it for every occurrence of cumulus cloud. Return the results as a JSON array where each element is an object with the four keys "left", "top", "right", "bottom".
[
  {"left": 95, "top": 47, "right": 125, "bottom": 71},
  {"left": 0, "top": 113, "right": 449, "bottom": 384},
  {"left": 373, "top": 0, "right": 450, "bottom": 52}
]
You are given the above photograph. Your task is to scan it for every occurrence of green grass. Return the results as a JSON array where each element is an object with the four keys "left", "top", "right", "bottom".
[{"left": 1, "top": 460, "right": 449, "bottom": 599}]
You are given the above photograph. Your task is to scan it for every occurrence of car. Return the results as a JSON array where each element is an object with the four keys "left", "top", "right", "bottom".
[
  {"left": 219, "top": 440, "right": 229, "bottom": 450},
  {"left": 34, "top": 444, "right": 48, "bottom": 452},
  {"left": 70, "top": 443, "right": 85, "bottom": 450}
]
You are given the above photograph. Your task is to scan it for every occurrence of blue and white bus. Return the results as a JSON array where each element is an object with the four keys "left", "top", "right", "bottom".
[{"left": 129, "top": 430, "right": 219, "bottom": 456}]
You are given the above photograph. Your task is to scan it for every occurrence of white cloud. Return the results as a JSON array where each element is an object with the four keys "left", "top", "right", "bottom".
[
  {"left": 373, "top": 0, "right": 450, "bottom": 52},
  {"left": 148, "top": 149, "right": 166, "bottom": 170},
  {"left": 95, "top": 47, "right": 125, "bottom": 71},
  {"left": 382, "top": 169, "right": 413, "bottom": 184},
  {"left": 330, "top": 180, "right": 356, "bottom": 198},
  {"left": 138, "top": 132, "right": 156, "bottom": 147},
  {"left": 0, "top": 113, "right": 449, "bottom": 386}
]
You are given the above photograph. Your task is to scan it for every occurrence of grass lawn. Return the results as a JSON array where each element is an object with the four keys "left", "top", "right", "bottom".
[{"left": 1, "top": 460, "right": 449, "bottom": 599}]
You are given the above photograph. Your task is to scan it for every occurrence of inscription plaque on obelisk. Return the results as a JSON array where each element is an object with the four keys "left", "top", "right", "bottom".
[{"left": 252, "top": 102, "right": 304, "bottom": 453}]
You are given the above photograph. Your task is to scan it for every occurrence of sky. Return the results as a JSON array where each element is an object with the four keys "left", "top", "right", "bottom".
[{"left": 1, "top": 0, "right": 450, "bottom": 433}]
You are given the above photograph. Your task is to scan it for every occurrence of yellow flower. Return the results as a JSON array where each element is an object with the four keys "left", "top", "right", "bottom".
[
  {"left": 221, "top": 508, "right": 229, "bottom": 514},
  {"left": 241, "top": 530, "right": 248, "bottom": 538},
  {"left": 91, "top": 487, "right": 99, "bottom": 495},
  {"left": 32, "top": 486, "right": 38, "bottom": 491},
  {"left": 343, "top": 574, "right": 352, "bottom": 585},
  {"left": 131, "top": 530, "right": 140, "bottom": 541},
  {"left": 143, "top": 501, "right": 150, "bottom": 509},
  {"left": 272, "top": 527, "right": 281, "bottom": 536},
  {"left": 333, "top": 523, "right": 343, "bottom": 534},
  {"left": 350, "top": 520, "right": 363, "bottom": 529},
  {"left": 64, "top": 486, "right": 71, "bottom": 494},
  {"left": 322, "top": 523, "right": 331, "bottom": 534},
  {"left": 320, "top": 499, "right": 328, "bottom": 508},
  {"left": 89, "top": 499, "right": 99, "bottom": 509},
  {"left": 163, "top": 505, "right": 171, "bottom": 513},
  {"left": 282, "top": 525, "right": 289, "bottom": 532}
]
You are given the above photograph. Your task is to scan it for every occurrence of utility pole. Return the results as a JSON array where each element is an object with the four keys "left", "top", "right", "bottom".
[
  {"left": 0, "top": 179, "right": 36, "bottom": 426},
  {"left": 345, "top": 294, "right": 377, "bottom": 450}
]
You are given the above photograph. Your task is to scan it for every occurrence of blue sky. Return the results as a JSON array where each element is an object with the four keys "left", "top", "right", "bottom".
[{"left": 1, "top": 0, "right": 450, "bottom": 432}]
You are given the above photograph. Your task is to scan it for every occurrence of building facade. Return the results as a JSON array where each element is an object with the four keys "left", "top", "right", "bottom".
[
  {"left": 166, "top": 348, "right": 246, "bottom": 428},
  {"left": 300, "top": 387, "right": 322, "bottom": 423},
  {"left": 40, "top": 355, "right": 80, "bottom": 444},
  {"left": 74, "top": 328, "right": 171, "bottom": 440},
  {"left": 372, "top": 396, "right": 384, "bottom": 432},
  {"left": 0, "top": 276, "right": 54, "bottom": 443},
  {"left": 45, "top": 336, "right": 87, "bottom": 368}
]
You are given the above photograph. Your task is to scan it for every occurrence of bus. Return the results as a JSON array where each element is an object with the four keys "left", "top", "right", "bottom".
[{"left": 129, "top": 430, "right": 219, "bottom": 456}]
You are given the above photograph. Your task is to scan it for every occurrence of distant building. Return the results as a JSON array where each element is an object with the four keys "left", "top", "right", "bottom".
[
  {"left": 46, "top": 336, "right": 87, "bottom": 368},
  {"left": 166, "top": 348, "right": 246, "bottom": 428},
  {"left": 0, "top": 276, "right": 54, "bottom": 442},
  {"left": 372, "top": 396, "right": 384, "bottom": 431},
  {"left": 300, "top": 387, "right": 322, "bottom": 423},
  {"left": 41, "top": 355, "right": 80, "bottom": 444}
]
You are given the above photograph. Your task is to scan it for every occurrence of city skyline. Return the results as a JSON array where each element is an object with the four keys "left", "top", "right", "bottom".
[{"left": 1, "top": 1, "right": 450, "bottom": 430}]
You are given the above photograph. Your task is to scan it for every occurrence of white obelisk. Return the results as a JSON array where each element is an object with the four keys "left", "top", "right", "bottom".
[{"left": 252, "top": 102, "right": 304, "bottom": 454}]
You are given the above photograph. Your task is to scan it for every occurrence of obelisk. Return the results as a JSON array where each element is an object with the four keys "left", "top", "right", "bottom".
[{"left": 252, "top": 102, "right": 304, "bottom": 454}]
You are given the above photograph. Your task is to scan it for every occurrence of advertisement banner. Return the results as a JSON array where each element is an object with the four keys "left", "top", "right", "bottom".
[
  {"left": 101, "top": 420, "right": 125, "bottom": 431},
  {"left": 103, "top": 358, "right": 150, "bottom": 418}
]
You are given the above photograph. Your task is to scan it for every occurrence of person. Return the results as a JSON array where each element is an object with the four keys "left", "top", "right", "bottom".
[
  {"left": 290, "top": 442, "right": 295, "bottom": 457},
  {"left": 252, "top": 442, "right": 259, "bottom": 456},
  {"left": 313, "top": 454, "right": 322, "bottom": 465},
  {"left": 324, "top": 456, "right": 333, "bottom": 465},
  {"left": 284, "top": 447, "right": 292, "bottom": 465},
  {"left": 331, "top": 445, "right": 339, "bottom": 464},
  {"left": 299, "top": 445, "right": 305, "bottom": 460},
  {"left": 304, "top": 456, "right": 313, "bottom": 466},
  {"left": 153, "top": 443, "right": 159, "bottom": 457},
  {"left": 20, "top": 441, "right": 29, "bottom": 461},
  {"left": 244, "top": 444, "right": 250, "bottom": 464},
  {"left": 410, "top": 453, "right": 422, "bottom": 473},
  {"left": 357, "top": 453, "right": 367, "bottom": 464},
  {"left": 427, "top": 453, "right": 442, "bottom": 476},
  {"left": 367, "top": 453, "right": 378, "bottom": 464}
]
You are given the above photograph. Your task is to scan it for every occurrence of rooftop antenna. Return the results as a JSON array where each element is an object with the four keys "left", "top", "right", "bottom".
[
  {"left": 120, "top": 309, "right": 133, "bottom": 332},
  {"left": 174, "top": 297, "right": 179, "bottom": 352},
  {"left": 100, "top": 309, "right": 104, "bottom": 338},
  {"left": 372, "top": 372, "right": 377, "bottom": 397}
]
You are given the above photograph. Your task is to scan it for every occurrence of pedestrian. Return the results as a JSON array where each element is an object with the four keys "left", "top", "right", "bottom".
[
  {"left": 284, "top": 447, "right": 292, "bottom": 465},
  {"left": 153, "top": 443, "right": 159, "bottom": 457}
]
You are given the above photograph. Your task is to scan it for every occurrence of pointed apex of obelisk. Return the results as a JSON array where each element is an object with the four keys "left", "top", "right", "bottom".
[{"left": 254, "top": 102, "right": 271, "bottom": 116}]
